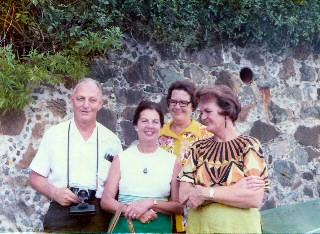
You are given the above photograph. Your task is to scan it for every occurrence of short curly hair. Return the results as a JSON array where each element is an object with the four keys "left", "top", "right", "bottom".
[
  {"left": 166, "top": 80, "right": 197, "bottom": 111},
  {"left": 195, "top": 85, "right": 241, "bottom": 122}
]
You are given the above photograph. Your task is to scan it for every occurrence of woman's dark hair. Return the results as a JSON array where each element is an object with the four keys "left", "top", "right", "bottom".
[
  {"left": 133, "top": 100, "right": 164, "bottom": 127},
  {"left": 195, "top": 85, "right": 241, "bottom": 122},
  {"left": 166, "top": 80, "right": 197, "bottom": 111}
]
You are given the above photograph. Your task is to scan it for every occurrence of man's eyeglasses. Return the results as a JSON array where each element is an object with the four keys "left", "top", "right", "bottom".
[{"left": 167, "top": 99, "right": 192, "bottom": 107}]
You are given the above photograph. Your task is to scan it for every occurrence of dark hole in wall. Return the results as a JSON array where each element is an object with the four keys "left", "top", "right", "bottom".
[{"left": 240, "top": 67, "right": 254, "bottom": 85}]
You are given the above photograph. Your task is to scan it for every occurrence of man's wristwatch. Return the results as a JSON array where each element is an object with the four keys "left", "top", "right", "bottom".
[{"left": 209, "top": 188, "right": 215, "bottom": 200}]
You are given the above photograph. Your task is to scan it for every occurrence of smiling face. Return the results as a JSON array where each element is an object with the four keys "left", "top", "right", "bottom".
[
  {"left": 135, "top": 109, "right": 162, "bottom": 144},
  {"left": 70, "top": 81, "right": 103, "bottom": 124},
  {"left": 168, "top": 89, "right": 193, "bottom": 123},
  {"left": 199, "top": 98, "right": 225, "bottom": 134}
]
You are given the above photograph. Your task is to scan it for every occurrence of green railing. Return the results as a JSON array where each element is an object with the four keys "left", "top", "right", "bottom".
[{"left": 261, "top": 199, "right": 320, "bottom": 233}]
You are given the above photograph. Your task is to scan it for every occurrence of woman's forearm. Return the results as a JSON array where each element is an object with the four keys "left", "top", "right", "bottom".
[
  {"left": 213, "top": 185, "right": 264, "bottom": 208},
  {"left": 179, "top": 182, "right": 195, "bottom": 204},
  {"left": 100, "top": 197, "right": 123, "bottom": 214},
  {"left": 184, "top": 183, "right": 265, "bottom": 209},
  {"left": 152, "top": 200, "right": 183, "bottom": 215}
]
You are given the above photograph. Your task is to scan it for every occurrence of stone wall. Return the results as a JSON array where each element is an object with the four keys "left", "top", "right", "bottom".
[{"left": 1, "top": 38, "right": 319, "bottom": 232}]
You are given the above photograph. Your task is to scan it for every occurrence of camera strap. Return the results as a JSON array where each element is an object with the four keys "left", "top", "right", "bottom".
[{"left": 67, "top": 121, "right": 99, "bottom": 190}]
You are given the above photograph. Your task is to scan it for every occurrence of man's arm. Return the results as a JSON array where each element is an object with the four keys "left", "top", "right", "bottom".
[{"left": 29, "top": 171, "right": 78, "bottom": 206}]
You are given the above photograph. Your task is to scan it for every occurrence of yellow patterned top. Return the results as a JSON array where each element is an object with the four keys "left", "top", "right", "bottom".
[
  {"left": 179, "top": 135, "right": 270, "bottom": 188},
  {"left": 158, "top": 119, "right": 212, "bottom": 233},
  {"left": 158, "top": 119, "right": 212, "bottom": 165},
  {"left": 178, "top": 135, "right": 270, "bottom": 233}
]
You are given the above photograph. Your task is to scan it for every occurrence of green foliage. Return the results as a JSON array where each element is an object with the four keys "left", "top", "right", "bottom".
[
  {"left": 209, "top": 0, "right": 320, "bottom": 51},
  {"left": 0, "top": 0, "right": 123, "bottom": 112},
  {"left": 41, "top": 0, "right": 320, "bottom": 52},
  {"left": 72, "top": 28, "right": 123, "bottom": 56},
  {"left": 2, "top": 0, "right": 320, "bottom": 112},
  {"left": 0, "top": 45, "right": 88, "bottom": 112}
]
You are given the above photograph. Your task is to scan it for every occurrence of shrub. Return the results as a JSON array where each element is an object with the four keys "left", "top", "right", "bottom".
[{"left": 0, "top": 45, "right": 88, "bottom": 112}]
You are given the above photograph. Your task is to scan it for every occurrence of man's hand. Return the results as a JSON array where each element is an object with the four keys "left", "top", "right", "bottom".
[{"left": 50, "top": 187, "right": 79, "bottom": 206}]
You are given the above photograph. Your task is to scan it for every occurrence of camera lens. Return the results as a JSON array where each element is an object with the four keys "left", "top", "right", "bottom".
[{"left": 78, "top": 190, "right": 89, "bottom": 201}]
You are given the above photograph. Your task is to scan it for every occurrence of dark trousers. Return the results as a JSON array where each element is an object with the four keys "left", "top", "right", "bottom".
[{"left": 44, "top": 199, "right": 112, "bottom": 233}]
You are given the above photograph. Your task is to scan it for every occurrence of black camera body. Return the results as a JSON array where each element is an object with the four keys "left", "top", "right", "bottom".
[
  {"left": 68, "top": 186, "right": 96, "bottom": 215},
  {"left": 70, "top": 187, "right": 96, "bottom": 203}
]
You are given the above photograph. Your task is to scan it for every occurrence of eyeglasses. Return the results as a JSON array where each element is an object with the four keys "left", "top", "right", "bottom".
[{"left": 167, "top": 99, "right": 192, "bottom": 107}]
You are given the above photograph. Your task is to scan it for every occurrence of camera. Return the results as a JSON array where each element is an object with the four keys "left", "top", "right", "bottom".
[
  {"left": 68, "top": 186, "right": 96, "bottom": 215},
  {"left": 70, "top": 187, "right": 96, "bottom": 203}
]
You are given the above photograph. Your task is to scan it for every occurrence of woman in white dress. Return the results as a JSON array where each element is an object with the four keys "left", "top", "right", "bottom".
[{"left": 101, "top": 100, "right": 183, "bottom": 233}]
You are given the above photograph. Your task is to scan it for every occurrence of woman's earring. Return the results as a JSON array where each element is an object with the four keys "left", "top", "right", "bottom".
[{"left": 225, "top": 116, "right": 227, "bottom": 128}]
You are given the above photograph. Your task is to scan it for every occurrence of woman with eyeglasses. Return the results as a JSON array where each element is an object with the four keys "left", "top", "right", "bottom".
[
  {"left": 158, "top": 80, "right": 212, "bottom": 232},
  {"left": 179, "top": 85, "right": 270, "bottom": 233}
]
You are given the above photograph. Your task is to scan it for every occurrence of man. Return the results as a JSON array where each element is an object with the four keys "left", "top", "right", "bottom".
[{"left": 29, "top": 78, "right": 122, "bottom": 232}]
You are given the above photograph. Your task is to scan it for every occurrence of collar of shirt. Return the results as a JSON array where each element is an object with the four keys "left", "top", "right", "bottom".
[
  {"left": 70, "top": 118, "right": 98, "bottom": 144},
  {"left": 160, "top": 119, "right": 203, "bottom": 139}
]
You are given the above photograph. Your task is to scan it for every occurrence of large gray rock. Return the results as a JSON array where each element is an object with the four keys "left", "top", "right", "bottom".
[
  {"left": 97, "top": 108, "right": 118, "bottom": 133},
  {"left": 303, "top": 186, "right": 314, "bottom": 197},
  {"left": 269, "top": 102, "right": 288, "bottom": 124},
  {"left": 245, "top": 51, "right": 265, "bottom": 66},
  {"left": 0, "top": 110, "right": 26, "bottom": 136},
  {"left": 279, "top": 58, "right": 295, "bottom": 81},
  {"left": 292, "top": 45, "right": 312, "bottom": 60},
  {"left": 158, "top": 68, "right": 184, "bottom": 88},
  {"left": 115, "top": 88, "right": 145, "bottom": 106},
  {"left": 304, "top": 147, "right": 320, "bottom": 162},
  {"left": 213, "top": 69, "right": 236, "bottom": 90},
  {"left": 123, "top": 55, "right": 156, "bottom": 85},
  {"left": 300, "top": 106, "right": 320, "bottom": 119},
  {"left": 274, "top": 160, "right": 296, "bottom": 187},
  {"left": 300, "top": 63, "right": 316, "bottom": 82},
  {"left": 294, "top": 125, "right": 320, "bottom": 149},
  {"left": 122, "top": 106, "right": 136, "bottom": 121},
  {"left": 190, "top": 45, "right": 223, "bottom": 67},
  {"left": 294, "top": 145, "right": 309, "bottom": 165},
  {"left": 90, "top": 59, "right": 117, "bottom": 83},
  {"left": 16, "top": 145, "right": 37, "bottom": 169},
  {"left": 249, "top": 120, "right": 281, "bottom": 144},
  {"left": 154, "top": 43, "right": 180, "bottom": 60},
  {"left": 120, "top": 120, "right": 136, "bottom": 147},
  {"left": 47, "top": 99, "right": 67, "bottom": 118}
]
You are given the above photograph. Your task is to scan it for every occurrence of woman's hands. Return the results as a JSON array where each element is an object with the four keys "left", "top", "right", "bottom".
[
  {"left": 181, "top": 185, "right": 208, "bottom": 209},
  {"left": 181, "top": 176, "right": 266, "bottom": 209},
  {"left": 124, "top": 199, "right": 153, "bottom": 220},
  {"left": 234, "top": 175, "right": 266, "bottom": 190},
  {"left": 139, "top": 209, "right": 158, "bottom": 223},
  {"left": 123, "top": 200, "right": 158, "bottom": 223}
]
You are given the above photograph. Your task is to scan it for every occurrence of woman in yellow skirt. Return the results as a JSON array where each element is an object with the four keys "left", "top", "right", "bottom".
[{"left": 179, "top": 85, "right": 270, "bottom": 233}]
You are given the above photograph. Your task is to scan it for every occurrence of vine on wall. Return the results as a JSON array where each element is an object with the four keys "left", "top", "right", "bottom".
[{"left": 0, "top": 0, "right": 318, "bottom": 112}]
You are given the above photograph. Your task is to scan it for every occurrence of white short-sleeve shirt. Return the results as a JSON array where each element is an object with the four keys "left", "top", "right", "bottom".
[{"left": 29, "top": 119, "right": 123, "bottom": 198}]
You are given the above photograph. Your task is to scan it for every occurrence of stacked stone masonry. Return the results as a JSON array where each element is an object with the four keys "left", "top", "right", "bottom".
[{"left": 0, "top": 38, "right": 319, "bottom": 232}]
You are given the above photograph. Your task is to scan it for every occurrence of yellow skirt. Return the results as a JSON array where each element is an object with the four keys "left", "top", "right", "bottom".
[{"left": 187, "top": 203, "right": 262, "bottom": 233}]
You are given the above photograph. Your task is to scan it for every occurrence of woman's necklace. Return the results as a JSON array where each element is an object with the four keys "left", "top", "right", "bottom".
[{"left": 137, "top": 144, "right": 157, "bottom": 174}]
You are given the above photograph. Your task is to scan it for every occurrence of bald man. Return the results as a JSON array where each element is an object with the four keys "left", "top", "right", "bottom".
[{"left": 29, "top": 78, "right": 122, "bottom": 232}]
